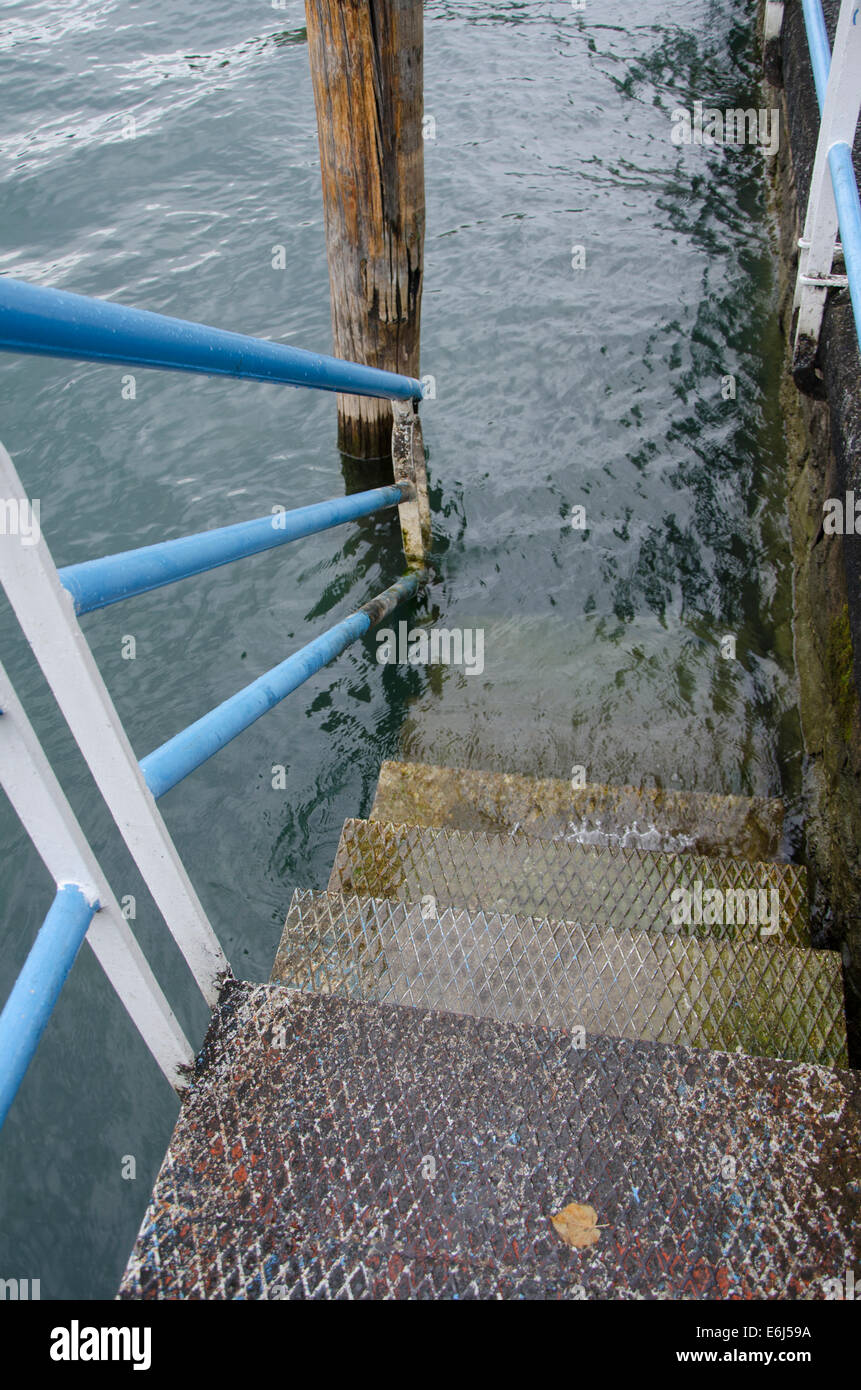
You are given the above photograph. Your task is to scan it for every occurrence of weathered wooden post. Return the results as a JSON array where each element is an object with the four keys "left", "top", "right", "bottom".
[{"left": 305, "top": 0, "right": 426, "bottom": 459}]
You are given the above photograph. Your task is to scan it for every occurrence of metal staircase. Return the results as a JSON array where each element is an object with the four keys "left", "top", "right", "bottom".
[
  {"left": 118, "top": 760, "right": 860, "bottom": 1300},
  {"left": 4, "top": 0, "right": 861, "bottom": 1306}
]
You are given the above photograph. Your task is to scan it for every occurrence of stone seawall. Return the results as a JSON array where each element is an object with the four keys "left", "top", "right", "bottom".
[{"left": 760, "top": 0, "right": 861, "bottom": 1060}]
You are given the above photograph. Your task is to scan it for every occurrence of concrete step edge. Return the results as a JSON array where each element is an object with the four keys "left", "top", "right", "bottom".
[{"left": 371, "top": 760, "right": 787, "bottom": 862}]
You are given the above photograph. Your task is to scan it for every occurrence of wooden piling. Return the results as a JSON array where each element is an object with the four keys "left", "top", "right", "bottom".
[{"left": 304, "top": 0, "right": 425, "bottom": 462}]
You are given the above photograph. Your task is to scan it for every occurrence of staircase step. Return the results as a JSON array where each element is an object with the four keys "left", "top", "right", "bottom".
[
  {"left": 331, "top": 818, "right": 809, "bottom": 946},
  {"left": 119, "top": 982, "right": 860, "bottom": 1299},
  {"left": 272, "top": 890, "right": 846, "bottom": 1066},
  {"left": 371, "top": 761, "right": 786, "bottom": 861}
]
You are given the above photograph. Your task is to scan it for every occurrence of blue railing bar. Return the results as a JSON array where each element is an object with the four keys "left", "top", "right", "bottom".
[
  {"left": 0, "top": 277, "right": 423, "bottom": 401},
  {"left": 0, "top": 883, "right": 98, "bottom": 1129},
  {"left": 799, "top": 0, "right": 861, "bottom": 353},
  {"left": 801, "top": 0, "right": 831, "bottom": 109},
  {"left": 140, "top": 571, "right": 424, "bottom": 799},
  {"left": 829, "top": 142, "right": 861, "bottom": 345},
  {"left": 58, "top": 483, "right": 415, "bottom": 616}
]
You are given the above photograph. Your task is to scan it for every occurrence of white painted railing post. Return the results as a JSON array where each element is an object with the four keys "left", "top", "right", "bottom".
[
  {"left": 0, "top": 440, "right": 230, "bottom": 1007},
  {"left": 764, "top": 1, "right": 785, "bottom": 45},
  {"left": 0, "top": 662, "right": 194, "bottom": 1090},
  {"left": 793, "top": 0, "right": 861, "bottom": 374},
  {"left": 763, "top": 3, "right": 785, "bottom": 86}
]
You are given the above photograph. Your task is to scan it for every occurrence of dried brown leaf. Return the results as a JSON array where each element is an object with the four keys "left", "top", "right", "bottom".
[{"left": 550, "top": 1202, "right": 600, "bottom": 1248}]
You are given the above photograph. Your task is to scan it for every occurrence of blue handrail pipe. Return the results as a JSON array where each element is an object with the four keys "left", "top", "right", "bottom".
[
  {"left": 59, "top": 483, "right": 414, "bottom": 615},
  {"left": 0, "top": 276, "right": 424, "bottom": 400},
  {"left": 0, "top": 272, "right": 429, "bottom": 1129},
  {"left": 0, "top": 884, "right": 98, "bottom": 1128}
]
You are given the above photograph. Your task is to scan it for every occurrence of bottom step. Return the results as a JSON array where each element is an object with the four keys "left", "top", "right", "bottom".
[
  {"left": 371, "top": 761, "right": 786, "bottom": 860},
  {"left": 119, "top": 983, "right": 860, "bottom": 1299}
]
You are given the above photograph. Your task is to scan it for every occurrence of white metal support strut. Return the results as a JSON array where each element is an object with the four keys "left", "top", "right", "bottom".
[
  {"left": 0, "top": 661, "right": 194, "bottom": 1089},
  {"left": 0, "top": 439, "right": 230, "bottom": 1007},
  {"left": 794, "top": 1, "right": 861, "bottom": 374}
]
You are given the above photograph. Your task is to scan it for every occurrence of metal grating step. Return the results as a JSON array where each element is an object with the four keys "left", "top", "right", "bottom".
[
  {"left": 118, "top": 983, "right": 861, "bottom": 1299},
  {"left": 331, "top": 818, "right": 809, "bottom": 946},
  {"left": 272, "top": 891, "right": 846, "bottom": 1066},
  {"left": 371, "top": 761, "right": 787, "bottom": 861}
]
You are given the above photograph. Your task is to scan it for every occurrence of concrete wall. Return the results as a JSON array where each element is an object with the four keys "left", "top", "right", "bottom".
[{"left": 761, "top": 0, "right": 861, "bottom": 1061}]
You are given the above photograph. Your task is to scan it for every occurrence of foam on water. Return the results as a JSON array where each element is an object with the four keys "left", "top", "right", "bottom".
[{"left": 561, "top": 818, "right": 698, "bottom": 854}]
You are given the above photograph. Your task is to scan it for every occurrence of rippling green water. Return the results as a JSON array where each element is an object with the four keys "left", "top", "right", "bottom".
[{"left": 0, "top": 0, "right": 800, "bottom": 1297}]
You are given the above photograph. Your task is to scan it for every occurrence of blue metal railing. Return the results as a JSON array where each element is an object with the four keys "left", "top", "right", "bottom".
[
  {"left": 0, "top": 277, "right": 424, "bottom": 400},
  {"left": 0, "top": 275, "right": 428, "bottom": 1128},
  {"left": 0, "top": 884, "right": 98, "bottom": 1128},
  {"left": 139, "top": 572, "right": 423, "bottom": 799},
  {"left": 799, "top": 0, "right": 861, "bottom": 352},
  {"left": 58, "top": 482, "right": 413, "bottom": 615},
  {"left": 828, "top": 144, "right": 861, "bottom": 342},
  {"left": 801, "top": 0, "right": 832, "bottom": 108}
]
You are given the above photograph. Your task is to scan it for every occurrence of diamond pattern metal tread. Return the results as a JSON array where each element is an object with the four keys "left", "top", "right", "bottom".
[
  {"left": 370, "top": 761, "right": 786, "bottom": 861},
  {"left": 118, "top": 982, "right": 861, "bottom": 1300},
  {"left": 273, "top": 891, "right": 845, "bottom": 1066},
  {"left": 331, "top": 818, "right": 810, "bottom": 946}
]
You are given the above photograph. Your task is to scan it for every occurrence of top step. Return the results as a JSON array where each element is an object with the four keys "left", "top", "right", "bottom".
[
  {"left": 371, "top": 761, "right": 786, "bottom": 862},
  {"left": 118, "top": 982, "right": 861, "bottom": 1300}
]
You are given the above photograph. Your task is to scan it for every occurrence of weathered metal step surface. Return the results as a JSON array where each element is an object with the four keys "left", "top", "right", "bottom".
[
  {"left": 272, "top": 891, "right": 846, "bottom": 1066},
  {"left": 118, "top": 983, "right": 860, "bottom": 1300},
  {"left": 331, "top": 818, "right": 809, "bottom": 946},
  {"left": 371, "top": 761, "right": 786, "bottom": 861}
]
